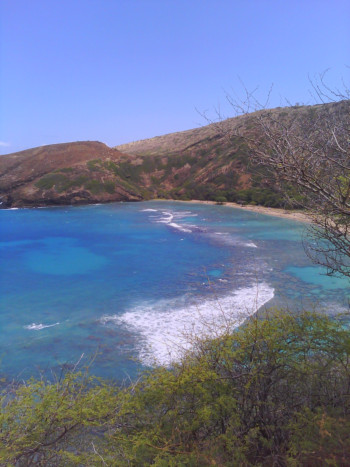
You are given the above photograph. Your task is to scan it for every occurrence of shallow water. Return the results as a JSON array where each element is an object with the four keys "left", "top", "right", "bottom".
[{"left": 0, "top": 201, "right": 348, "bottom": 380}]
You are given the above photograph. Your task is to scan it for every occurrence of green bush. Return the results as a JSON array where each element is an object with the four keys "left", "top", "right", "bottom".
[
  {"left": 103, "top": 180, "right": 116, "bottom": 194},
  {"left": 0, "top": 371, "right": 117, "bottom": 466},
  {"left": 1, "top": 310, "right": 349, "bottom": 465},
  {"left": 86, "top": 159, "right": 102, "bottom": 171},
  {"left": 104, "top": 160, "right": 119, "bottom": 175},
  {"left": 214, "top": 195, "right": 227, "bottom": 204},
  {"left": 84, "top": 179, "right": 105, "bottom": 194},
  {"left": 103, "top": 310, "right": 350, "bottom": 466},
  {"left": 35, "top": 173, "right": 69, "bottom": 190},
  {"left": 35, "top": 173, "right": 93, "bottom": 193}
]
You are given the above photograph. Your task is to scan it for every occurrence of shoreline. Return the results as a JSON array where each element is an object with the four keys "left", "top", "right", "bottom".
[
  {"left": 2, "top": 198, "right": 312, "bottom": 224},
  {"left": 153, "top": 199, "right": 312, "bottom": 224}
]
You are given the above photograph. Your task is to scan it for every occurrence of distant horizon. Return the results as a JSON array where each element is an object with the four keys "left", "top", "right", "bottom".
[{"left": 1, "top": 0, "right": 349, "bottom": 155}]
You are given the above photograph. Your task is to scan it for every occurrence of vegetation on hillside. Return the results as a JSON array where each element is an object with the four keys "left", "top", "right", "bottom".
[
  {"left": 0, "top": 141, "right": 144, "bottom": 207},
  {"left": 2, "top": 100, "right": 348, "bottom": 209},
  {"left": 217, "top": 77, "right": 350, "bottom": 277},
  {"left": 113, "top": 101, "right": 349, "bottom": 209},
  {"left": 1, "top": 310, "right": 350, "bottom": 466}
]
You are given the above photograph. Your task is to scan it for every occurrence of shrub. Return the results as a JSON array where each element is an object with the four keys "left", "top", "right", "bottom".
[
  {"left": 1, "top": 310, "right": 349, "bottom": 465},
  {"left": 35, "top": 173, "right": 91, "bottom": 193},
  {"left": 86, "top": 159, "right": 102, "bottom": 171},
  {"left": 0, "top": 371, "right": 117, "bottom": 466},
  {"left": 103, "top": 180, "right": 116, "bottom": 194},
  {"left": 103, "top": 310, "right": 350, "bottom": 465},
  {"left": 35, "top": 173, "right": 69, "bottom": 190},
  {"left": 214, "top": 195, "right": 227, "bottom": 204}
]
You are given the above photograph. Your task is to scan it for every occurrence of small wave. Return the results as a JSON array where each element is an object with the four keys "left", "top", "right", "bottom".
[
  {"left": 168, "top": 222, "right": 192, "bottom": 233},
  {"left": 141, "top": 208, "right": 158, "bottom": 212},
  {"left": 25, "top": 322, "right": 59, "bottom": 331},
  {"left": 153, "top": 211, "right": 193, "bottom": 234},
  {"left": 101, "top": 283, "right": 274, "bottom": 366},
  {"left": 155, "top": 211, "right": 173, "bottom": 223},
  {"left": 244, "top": 242, "right": 258, "bottom": 248}
]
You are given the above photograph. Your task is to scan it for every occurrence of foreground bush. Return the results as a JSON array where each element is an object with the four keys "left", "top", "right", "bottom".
[{"left": 1, "top": 310, "right": 350, "bottom": 466}]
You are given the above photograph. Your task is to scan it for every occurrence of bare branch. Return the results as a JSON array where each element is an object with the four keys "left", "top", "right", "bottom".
[{"left": 216, "top": 75, "right": 350, "bottom": 277}]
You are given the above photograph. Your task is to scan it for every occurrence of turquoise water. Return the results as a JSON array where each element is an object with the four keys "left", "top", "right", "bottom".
[{"left": 1, "top": 201, "right": 349, "bottom": 381}]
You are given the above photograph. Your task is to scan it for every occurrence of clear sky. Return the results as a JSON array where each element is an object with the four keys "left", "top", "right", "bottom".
[{"left": 1, "top": 0, "right": 349, "bottom": 154}]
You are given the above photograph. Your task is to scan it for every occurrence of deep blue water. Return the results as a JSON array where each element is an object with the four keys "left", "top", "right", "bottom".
[{"left": 0, "top": 201, "right": 349, "bottom": 381}]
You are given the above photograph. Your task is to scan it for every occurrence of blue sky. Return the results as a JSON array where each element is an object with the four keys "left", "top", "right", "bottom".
[{"left": 1, "top": 0, "right": 349, "bottom": 154}]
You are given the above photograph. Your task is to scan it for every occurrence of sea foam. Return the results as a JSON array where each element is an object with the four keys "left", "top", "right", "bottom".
[
  {"left": 152, "top": 210, "right": 194, "bottom": 233},
  {"left": 213, "top": 232, "right": 257, "bottom": 248},
  {"left": 101, "top": 283, "right": 274, "bottom": 366},
  {"left": 25, "top": 322, "right": 59, "bottom": 331}
]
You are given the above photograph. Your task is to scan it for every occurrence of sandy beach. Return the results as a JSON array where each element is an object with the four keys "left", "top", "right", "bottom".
[{"left": 155, "top": 199, "right": 312, "bottom": 224}]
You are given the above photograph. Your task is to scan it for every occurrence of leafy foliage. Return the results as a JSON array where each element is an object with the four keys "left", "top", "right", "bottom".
[
  {"left": 35, "top": 172, "right": 118, "bottom": 195},
  {"left": 1, "top": 311, "right": 350, "bottom": 465},
  {"left": 0, "top": 370, "right": 117, "bottom": 466}
]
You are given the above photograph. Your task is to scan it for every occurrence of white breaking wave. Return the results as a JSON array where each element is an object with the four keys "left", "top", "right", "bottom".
[
  {"left": 100, "top": 283, "right": 274, "bottom": 366},
  {"left": 168, "top": 222, "right": 192, "bottom": 233},
  {"left": 25, "top": 322, "right": 59, "bottom": 331},
  {"left": 144, "top": 208, "right": 257, "bottom": 244},
  {"left": 244, "top": 241, "right": 258, "bottom": 248},
  {"left": 152, "top": 211, "right": 193, "bottom": 233},
  {"left": 141, "top": 208, "right": 159, "bottom": 212}
]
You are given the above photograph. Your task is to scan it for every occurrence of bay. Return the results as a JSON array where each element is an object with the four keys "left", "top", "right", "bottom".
[{"left": 0, "top": 201, "right": 348, "bottom": 381}]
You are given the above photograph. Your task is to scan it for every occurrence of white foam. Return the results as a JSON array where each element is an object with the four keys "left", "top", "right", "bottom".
[
  {"left": 168, "top": 222, "right": 192, "bottom": 233},
  {"left": 155, "top": 211, "right": 173, "bottom": 223},
  {"left": 211, "top": 232, "right": 258, "bottom": 249},
  {"left": 244, "top": 241, "right": 258, "bottom": 248},
  {"left": 152, "top": 211, "right": 194, "bottom": 234},
  {"left": 172, "top": 211, "right": 198, "bottom": 218},
  {"left": 141, "top": 208, "right": 158, "bottom": 212},
  {"left": 101, "top": 283, "right": 274, "bottom": 366},
  {"left": 25, "top": 322, "right": 59, "bottom": 331},
  {"left": 147, "top": 209, "right": 254, "bottom": 242}
]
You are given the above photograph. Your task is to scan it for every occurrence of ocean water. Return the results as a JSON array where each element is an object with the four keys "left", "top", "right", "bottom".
[{"left": 0, "top": 201, "right": 349, "bottom": 381}]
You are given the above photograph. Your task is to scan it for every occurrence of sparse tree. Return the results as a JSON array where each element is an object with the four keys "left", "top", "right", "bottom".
[{"left": 211, "top": 73, "right": 350, "bottom": 278}]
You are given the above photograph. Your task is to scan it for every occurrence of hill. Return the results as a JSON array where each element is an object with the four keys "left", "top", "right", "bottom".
[
  {"left": 115, "top": 117, "right": 256, "bottom": 203},
  {"left": 0, "top": 141, "right": 145, "bottom": 208},
  {"left": 1, "top": 101, "right": 348, "bottom": 208},
  {"left": 115, "top": 100, "right": 349, "bottom": 206}
]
